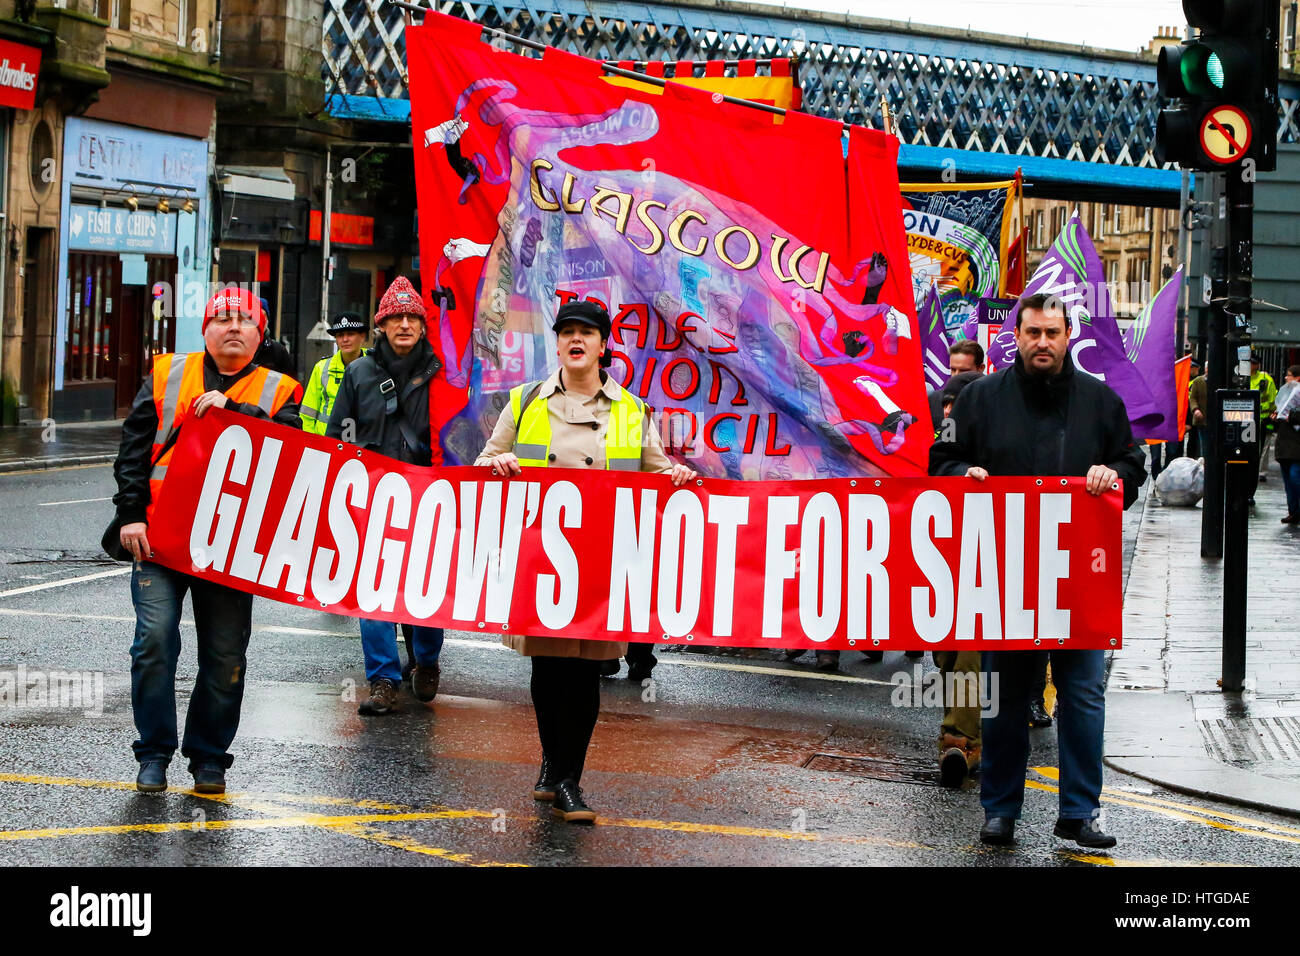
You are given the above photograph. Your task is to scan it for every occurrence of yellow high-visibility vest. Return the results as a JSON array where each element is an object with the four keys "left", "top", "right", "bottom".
[{"left": 509, "top": 380, "right": 644, "bottom": 470}]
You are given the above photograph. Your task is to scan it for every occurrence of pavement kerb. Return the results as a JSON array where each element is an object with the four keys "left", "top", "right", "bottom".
[
  {"left": 1103, "top": 482, "right": 1300, "bottom": 820},
  {"left": 1105, "top": 749, "right": 1300, "bottom": 819},
  {"left": 0, "top": 454, "right": 117, "bottom": 474}
]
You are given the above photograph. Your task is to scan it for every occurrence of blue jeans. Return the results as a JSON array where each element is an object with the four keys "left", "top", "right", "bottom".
[
  {"left": 981, "top": 649, "right": 1106, "bottom": 820},
  {"left": 1280, "top": 458, "right": 1300, "bottom": 516},
  {"left": 360, "top": 618, "right": 444, "bottom": 683},
  {"left": 130, "top": 561, "right": 254, "bottom": 769}
]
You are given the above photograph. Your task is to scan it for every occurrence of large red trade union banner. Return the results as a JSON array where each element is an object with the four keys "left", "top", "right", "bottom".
[
  {"left": 407, "top": 12, "right": 931, "bottom": 479},
  {"left": 147, "top": 412, "right": 1124, "bottom": 651}
]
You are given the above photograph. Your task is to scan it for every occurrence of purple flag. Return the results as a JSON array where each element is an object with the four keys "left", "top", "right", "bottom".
[
  {"left": 920, "top": 285, "right": 951, "bottom": 391},
  {"left": 987, "top": 211, "right": 1160, "bottom": 428},
  {"left": 1122, "top": 268, "right": 1183, "bottom": 442},
  {"left": 959, "top": 310, "right": 978, "bottom": 343}
]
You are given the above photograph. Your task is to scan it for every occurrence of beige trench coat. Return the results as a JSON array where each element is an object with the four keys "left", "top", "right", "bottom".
[{"left": 475, "top": 368, "right": 674, "bottom": 660}]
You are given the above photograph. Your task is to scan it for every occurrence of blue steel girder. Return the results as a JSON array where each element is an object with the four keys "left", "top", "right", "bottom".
[{"left": 322, "top": 0, "right": 1300, "bottom": 176}]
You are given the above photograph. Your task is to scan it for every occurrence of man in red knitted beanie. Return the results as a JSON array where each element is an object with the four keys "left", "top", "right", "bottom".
[{"left": 327, "top": 275, "right": 445, "bottom": 716}]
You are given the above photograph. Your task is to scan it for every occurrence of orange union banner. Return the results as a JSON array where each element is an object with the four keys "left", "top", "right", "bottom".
[{"left": 147, "top": 410, "right": 1124, "bottom": 651}]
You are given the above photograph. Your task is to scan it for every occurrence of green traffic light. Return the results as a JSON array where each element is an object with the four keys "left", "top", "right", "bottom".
[{"left": 1207, "top": 52, "right": 1224, "bottom": 88}]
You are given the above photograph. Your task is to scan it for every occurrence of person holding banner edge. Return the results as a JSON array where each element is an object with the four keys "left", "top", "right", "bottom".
[
  {"left": 327, "top": 277, "right": 447, "bottom": 716},
  {"left": 930, "top": 291, "right": 1145, "bottom": 849},
  {"left": 476, "top": 299, "right": 696, "bottom": 823},
  {"left": 112, "top": 288, "right": 303, "bottom": 795}
]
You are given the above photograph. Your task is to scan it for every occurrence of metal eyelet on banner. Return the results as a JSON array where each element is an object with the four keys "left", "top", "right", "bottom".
[
  {"left": 356, "top": 451, "right": 362, "bottom": 458},
  {"left": 1058, "top": 638, "right": 1065, "bottom": 645},
  {"left": 872, "top": 638, "right": 881, "bottom": 646},
  {"left": 850, "top": 480, "right": 857, "bottom": 487},
  {"left": 320, "top": 602, "right": 328, "bottom": 608},
  {"left": 695, "top": 479, "right": 703, "bottom": 486},
  {"left": 477, "top": 621, "right": 485, "bottom": 628},
  {"left": 874, "top": 480, "right": 881, "bottom": 487},
  {"left": 296, "top": 595, "right": 303, "bottom": 602},
  {"left": 337, "top": 444, "right": 343, "bottom": 450},
  {"left": 1111, "top": 482, "right": 1120, "bottom": 491},
  {"left": 1110, "top": 638, "right": 1118, "bottom": 647},
  {"left": 847, "top": 638, "right": 856, "bottom": 647},
  {"left": 661, "top": 633, "right": 670, "bottom": 641},
  {"left": 502, "top": 623, "right": 509, "bottom": 631},
  {"left": 1036, "top": 479, "right": 1043, "bottom": 485},
  {"left": 1060, "top": 479, "right": 1067, "bottom": 485},
  {"left": 686, "top": 634, "right": 694, "bottom": 641},
  {"left": 1034, "top": 638, "right": 1042, "bottom": 645}
]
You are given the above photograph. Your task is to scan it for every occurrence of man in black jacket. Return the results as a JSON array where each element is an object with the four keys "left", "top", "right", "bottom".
[
  {"left": 327, "top": 276, "right": 445, "bottom": 716},
  {"left": 113, "top": 288, "right": 302, "bottom": 795},
  {"left": 931, "top": 292, "right": 1145, "bottom": 850}
]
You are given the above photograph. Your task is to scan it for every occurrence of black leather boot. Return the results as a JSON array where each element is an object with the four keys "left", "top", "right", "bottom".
[
  {"left": 532, "top": 756, "right": 562, "bottom": 801},
  {"left": 551, "top": 779, "right": 596, "bottom": 823}
]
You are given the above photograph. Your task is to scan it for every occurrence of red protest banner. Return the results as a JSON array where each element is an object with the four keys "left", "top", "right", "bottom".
[
  {"left": 147, "top": 411, "right": 1124, "bottom": 651},
  {"left": 408, "top": 12, "right": 928, "bottom": 479}
]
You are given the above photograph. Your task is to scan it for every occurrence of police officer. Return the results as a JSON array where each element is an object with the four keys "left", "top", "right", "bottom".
[
  {"left": 475, "top": 300, "right": 696, "bottom": 823},
  {"left": 112, "top": 289, "right": 302, "bottom": 794},
  {"left": 300, "top": 312, "right": 369, "bottom": 434},
  {"left": 1253, "top": 352, "right": 1279, "bottom": 482}
]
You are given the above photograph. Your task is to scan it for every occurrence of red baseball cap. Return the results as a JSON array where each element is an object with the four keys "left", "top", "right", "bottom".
[{"left": 203, "top": 287, "right": 266, "bottom": 334}]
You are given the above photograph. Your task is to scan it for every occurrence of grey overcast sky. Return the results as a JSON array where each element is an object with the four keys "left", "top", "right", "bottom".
[{"left": 781, "top": 0, "right": 1188, "bottom": 53}]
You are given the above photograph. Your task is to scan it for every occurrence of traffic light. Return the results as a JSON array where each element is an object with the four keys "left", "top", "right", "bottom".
[{"left": 1155, "top": 0, "right": 1279, "bottom": 171}]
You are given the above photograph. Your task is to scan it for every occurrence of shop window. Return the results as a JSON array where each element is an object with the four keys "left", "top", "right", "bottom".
[{"left": 65, "top": 254, "right": 119, "bottom": 383}]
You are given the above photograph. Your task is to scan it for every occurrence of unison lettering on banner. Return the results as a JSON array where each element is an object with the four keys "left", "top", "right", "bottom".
[{"left": 146, "top": 411, "right": 1124, "bottom": 650}]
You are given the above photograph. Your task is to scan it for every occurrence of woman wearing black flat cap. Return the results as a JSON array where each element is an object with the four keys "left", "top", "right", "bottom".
[{"left": 475, "top": 300, "right": 696, "bottom": 823}]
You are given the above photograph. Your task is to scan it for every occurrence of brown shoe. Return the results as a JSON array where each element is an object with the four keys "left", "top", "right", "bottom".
[
  {"left": 411, "top": 663, "right": 441, "bottom": 703},
  {"left": 358, "top": 678, "right": 399, "bottom": 715},
  {"left": 938, "top": 731, "right": 981, "bottom": 786}
]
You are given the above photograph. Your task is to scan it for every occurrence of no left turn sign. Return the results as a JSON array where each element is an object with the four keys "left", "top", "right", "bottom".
[{"left": 1199, "top": 105, "right": 1253, "bottom": 165}]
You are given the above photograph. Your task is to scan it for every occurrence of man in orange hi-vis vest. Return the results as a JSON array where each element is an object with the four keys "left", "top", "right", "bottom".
[{"left": 111, "top": 287, "right": 302, "bottom": 795}]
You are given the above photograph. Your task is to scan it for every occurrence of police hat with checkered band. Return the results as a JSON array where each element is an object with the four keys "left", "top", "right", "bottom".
[{"left": 327, "top": 312, "right": 370, "bottom": 336}]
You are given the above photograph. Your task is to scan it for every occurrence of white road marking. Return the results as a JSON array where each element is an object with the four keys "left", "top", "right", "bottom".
[
  {"left": 0, "top": 567, "right": 131, "bottom": 599},
  {"left": 0, "top": 607, "right": 896, "bottom": 685},
  {"left": 660, "top": 657, "right": 897, "bottom": 686},
  {"left": 37, "top": 496, "right": 113, "bottom": 507}
]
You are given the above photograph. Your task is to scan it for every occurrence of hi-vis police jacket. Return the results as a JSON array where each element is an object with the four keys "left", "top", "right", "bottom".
[
  {"left": 299, "top": 350, "right": 359, "bottom": 435},
  {"left": 474, "top": 367, "right": 675, "bottom": 660}
]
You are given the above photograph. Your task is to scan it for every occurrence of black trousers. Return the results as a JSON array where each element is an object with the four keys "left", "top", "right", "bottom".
[
  {"left": 625, "top": 642, "right": 657, "bottom": 669},
  {"left": 1029, "top": 649, "right": 1050, "bottom": 704},
  {"left": 530, "top": 656, "right": 601, "bottom": 783}
]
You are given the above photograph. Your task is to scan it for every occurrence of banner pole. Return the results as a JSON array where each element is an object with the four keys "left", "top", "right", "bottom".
[{"left": 386, "top": 0, "right": 840, "bottom": 129}]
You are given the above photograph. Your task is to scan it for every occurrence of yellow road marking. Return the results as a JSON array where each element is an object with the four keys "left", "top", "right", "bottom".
[
  {"left": 1063, "top": 852, "right": 1242, "bottom": 868},
  {"left": 0, "top": 773, "right": 415, "bottom": 814},
  {"left": 0, "top": 771, "right": 141, "bottom": 792},
  {"left": 1031, "top": 766, "right": 1300, "bottom": 838},
  {"left": 1024, "top": 777, "right": 1300, "bottom": 846},
  {"left": 320, "top": 821, "right": 526, "bottom": 867},
  {"left": 596, "top": 815, "right": 927, "bottom": 850},
  {"left": 0, "top": 768, "right": 1274, "bottom": 866},
  {"left": 0, "top": 810, "right": 489, "bottom": 842}
]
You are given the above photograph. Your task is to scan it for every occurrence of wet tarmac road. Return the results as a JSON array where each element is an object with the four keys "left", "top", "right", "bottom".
[{"left": 2, "top": 464, "right": 1299, "bottom": 867}]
